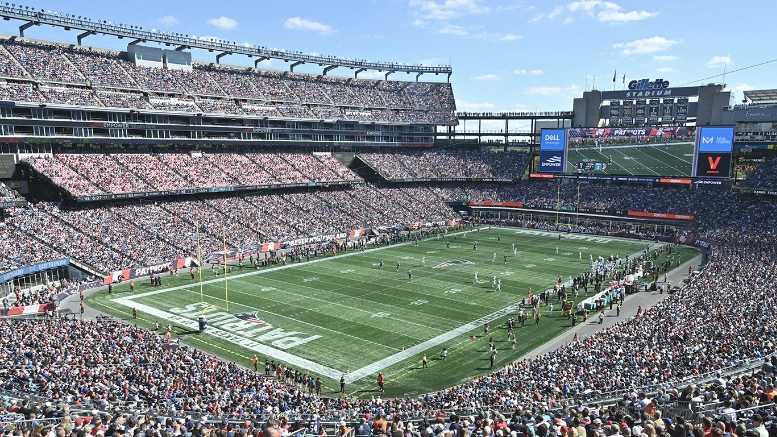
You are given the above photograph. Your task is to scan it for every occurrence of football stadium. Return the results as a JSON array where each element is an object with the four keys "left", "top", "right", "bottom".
[{"left": 0, "top": 3, "right": 777, "bottom": 437}]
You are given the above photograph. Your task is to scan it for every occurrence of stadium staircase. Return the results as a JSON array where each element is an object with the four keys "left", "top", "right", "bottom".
[{"left": 59, "top": 53, "right": 89, "bottom": 85}]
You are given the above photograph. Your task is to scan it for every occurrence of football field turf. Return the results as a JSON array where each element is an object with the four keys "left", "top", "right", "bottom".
[
  {"left": 87, "top": 227, "right": 698, "bottom": 398},
  {"left": 566, "top": 141, "right": 694, "bottom": 176}
]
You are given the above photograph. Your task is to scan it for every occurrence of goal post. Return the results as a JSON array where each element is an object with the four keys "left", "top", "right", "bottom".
[{"left": 196, "top": 223, "right": 229, "bottom": 313}]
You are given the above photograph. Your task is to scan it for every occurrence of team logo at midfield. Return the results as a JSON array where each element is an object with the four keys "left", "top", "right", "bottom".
[
  {"left": 234, "top": 312, "right": 268, "bottom": 324},
  {"left": 433, "top": 259, "right": 475, "bottom": 268}
]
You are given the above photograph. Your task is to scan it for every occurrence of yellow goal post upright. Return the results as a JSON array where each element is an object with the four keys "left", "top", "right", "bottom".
[{"left": 196, "top": 222, "right": 229, "bottom": 316}]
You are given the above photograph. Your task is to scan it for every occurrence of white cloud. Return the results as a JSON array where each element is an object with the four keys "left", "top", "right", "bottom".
[
  {"left": 470, "top": 31, "right": 520, "bottom": 41},
  {"left": 284, "top": 17, "right": 335, "bottom": 35},
  {"left": 568, "top": 0, "right": 658, "bottom": 23},
  {"left": 613, "top": 36, "right": 679, "bottom": 55},
  {"left": 354, "top": 71, "right": 386, "bottom": 80},
  {"left": 653, "top": 55, "right": 678, "bottom": 61},
  {"left": 563, "top": 17, "right": 574, "bottom": 24},
  {"left": 410, "top": 0, "right": 490, "bottom": 23},
  {"left": 568, "top": 0, "right": 603, "bottom": 13},
  {"left": 707, "top": 55, "right": 732, "bottom": 68},
  {"left": 207, "top": 16, "right": 238, "bottom": 30},
  {"left": 456, "top": 99, "right": 495, "bottom": 111},
  {"left": 513, "top": 69, "right": 542, "bottom": 75},
  {"left": 524, "top": 84, "right": 578, "bottom": 96},
  {"left": 529, "top": 5, "right": 564, "bottom": 22},
  {"left": 599, "top": 9, "right": 656, "bottom": 22},
  {"left": 438, "top": 23, "right": 469, "bottom": 36},
  {"left": 157, "top": 16, "right": 180, "bottom": 26},
  {"left": 548, "top": 6, "right": 564, "bottom": 18},
  {"left": 525, "top": 86, "right": 562, "bottom": 96},
  {"left": 472, "top": 74, "right": 500, "bottom": 81},
  {"left": 436, "top": 24, "right": 519, "bottom": 41},
  {"left": 730, "top": 83, "right": 755, "bottom": 102},
  {"left": 730, "top": 83, "right": 754, "bottom": 97},
  {"left": 657, "top": 67, "right": 676, "bottom": 73}
]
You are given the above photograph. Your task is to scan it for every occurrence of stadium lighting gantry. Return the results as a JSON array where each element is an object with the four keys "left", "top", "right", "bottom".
[{"left": 0, "top": 4, "right": 453, "bottom": 81}]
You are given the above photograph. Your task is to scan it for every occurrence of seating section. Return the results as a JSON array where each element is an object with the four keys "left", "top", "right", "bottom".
[
  {"left": 25, "top": 152, "right": 362, "bottom": 197},
  {"left": 359, "top": 151, "right": 530, "bottom": 180},
  {"left": 0, "top": 38, "right": 456, "bottom": 124},
  {"left": 739, "top": 156, "right": 777, "bottom": 189},
  {"left": 1, "top": 182, "right": 456, "bottom": 273}
]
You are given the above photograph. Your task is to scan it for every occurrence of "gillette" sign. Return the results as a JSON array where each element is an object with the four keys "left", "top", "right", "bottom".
[{"left": 628, "top": 78, "right": 670, "bottom": 90}]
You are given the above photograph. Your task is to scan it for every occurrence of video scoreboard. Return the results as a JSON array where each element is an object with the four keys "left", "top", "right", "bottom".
[
  {"left": 692, "top": 127, "right": 735, "bottom": 178},
  {"left": 538, "top": 126, "right": 735, "bottom": 179}
]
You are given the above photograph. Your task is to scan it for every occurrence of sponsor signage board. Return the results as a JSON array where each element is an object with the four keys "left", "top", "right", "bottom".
[
  {"left": 693, "top": 126, "right": 734, "bottom": 178},
  {"left": 602, "top": 86, "right": 700, "bottom": 100},
  {"left": 539, "top": 129, "right": 567, "bottom": 173},
  {"left": 732, "top": 107, "right": 777, "bottom": 122},
  {"left": 0, "top": 258, "right": 69, "bottom": 283}
]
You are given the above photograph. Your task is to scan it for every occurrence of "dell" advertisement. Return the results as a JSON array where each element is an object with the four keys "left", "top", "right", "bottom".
[{"left": 539, "top": 129, "right": 567, "bottom": 173}]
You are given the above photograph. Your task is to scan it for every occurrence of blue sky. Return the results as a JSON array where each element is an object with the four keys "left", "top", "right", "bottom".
[{"left": 0, "top": 0, "right": 772, "bottom": 115}]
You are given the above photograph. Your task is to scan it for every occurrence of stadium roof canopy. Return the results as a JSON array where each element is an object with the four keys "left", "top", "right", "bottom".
[
  {"left": 744, "top": 89, "right": 777, "bottom": 102},
  {"left": 0, "top": 4, "right": 452, "bottom": 81}
]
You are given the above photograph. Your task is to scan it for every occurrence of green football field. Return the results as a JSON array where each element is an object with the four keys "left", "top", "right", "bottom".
[
  {"left": 87, "top": 227, "right": 698, "bottom": 398},
  {"left": 566, "top": 141, "right": 694, "bottom": 176}
]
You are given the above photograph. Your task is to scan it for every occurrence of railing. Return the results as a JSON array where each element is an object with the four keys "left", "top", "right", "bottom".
[{"left": 456, "top": 111, "right": 574, "bottom": 117}]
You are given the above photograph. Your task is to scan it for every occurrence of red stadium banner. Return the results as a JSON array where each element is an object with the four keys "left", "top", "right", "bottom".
[
  {"left": 349, "top": 229, "right": 366, "bottom": 238},
  {"left": 658, "top": 178, "right": 692, "bottom": 185},
  {"left": 627, "top": 210, "right": 694, "bottom": 220},
  {"left": 529, "top": 174, "right": 554, "bottom": 179},
  {"left": 3, "top": 303, "right": 55, "bottom": 316},
  {"left": 469, "top": 201, "right": 524, "bottom": 208}
]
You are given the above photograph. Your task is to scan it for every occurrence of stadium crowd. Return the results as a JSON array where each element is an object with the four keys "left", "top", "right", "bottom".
[
  {"left": 0, "top": 189, "right": 775, "bottom": 432},
  {"left": 0, "top": 181, "right": 459, "bottom": 273},
  {"left": 0, "top": 38, "right": 456, "bottom": 124},
  {"left": 737, "top": 157, "right": 777, "bottom": 189},
  {"left": 24, "top": 152, "right": 361, "bottom": 197},
  {"left": 358, "top": 151, "right": 529, "bottom": 180}
]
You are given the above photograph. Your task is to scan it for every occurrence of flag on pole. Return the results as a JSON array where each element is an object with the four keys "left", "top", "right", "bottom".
[
  {"left": 622, "top": 74, "right": 626, "bottom": 84},
  {"left": 613, "top": 70, "right": 616, "bottom": 83}
]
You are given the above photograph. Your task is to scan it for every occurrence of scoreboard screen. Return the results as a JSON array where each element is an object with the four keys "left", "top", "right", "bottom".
[
  {"left": 692, "top": 127, "right": 735, "bottom": 178},
  {"left": 538, "top": 126, "right": 736, "bottom": 179}
]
